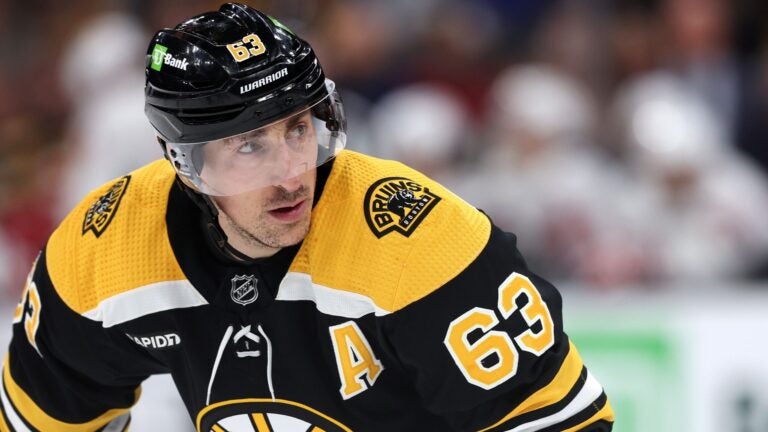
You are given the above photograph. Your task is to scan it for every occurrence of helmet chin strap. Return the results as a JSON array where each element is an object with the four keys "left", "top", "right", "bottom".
[
  {"left": 161, "top": 136, "right": 256, "bottom": 264},
  {"left": 174, "top": 177, "right": 259, "bottom": 265}
]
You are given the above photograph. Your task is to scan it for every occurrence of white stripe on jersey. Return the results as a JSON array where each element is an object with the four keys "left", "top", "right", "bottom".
[
  {"left": 505, "top": 370, "right": 604, "bottom": 432},
  {"left": 1, "top": 369, "right": 32, "bottom": 432},
  {"left": 101, "top": 412, "right": 130, "bottom": 432},
  {"left": 82, "top": 280, "right": 208, "bottom": 328},
  {"left": 276, "top": 272, "right": 390, "bottom": 318}
]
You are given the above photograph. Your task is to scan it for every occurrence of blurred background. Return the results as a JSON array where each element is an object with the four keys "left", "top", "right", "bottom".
[{"left": 1, "top": 0, "right": 767, "bottom": 430}]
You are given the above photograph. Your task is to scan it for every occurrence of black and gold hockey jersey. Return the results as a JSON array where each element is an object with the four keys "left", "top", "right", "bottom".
[{"left": 1, "top": 150, "right": 614, "bottom": 431}]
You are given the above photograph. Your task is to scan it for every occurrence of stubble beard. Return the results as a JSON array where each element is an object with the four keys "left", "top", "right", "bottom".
[{"left": 220, "top": 185, "right": 312, "bottom": 250}]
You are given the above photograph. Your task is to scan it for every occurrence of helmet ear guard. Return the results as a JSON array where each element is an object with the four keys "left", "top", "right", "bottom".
[
  {"left": 312, "top": 82, "right": 347, "bottom": 148},
  {"left": 312, "top": 86, "right": 347, "bottom": 134}
]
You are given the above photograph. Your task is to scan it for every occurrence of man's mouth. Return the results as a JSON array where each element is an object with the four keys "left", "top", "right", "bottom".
[{"left": 267, "top": 199, "right": 307, "bottom": 222}]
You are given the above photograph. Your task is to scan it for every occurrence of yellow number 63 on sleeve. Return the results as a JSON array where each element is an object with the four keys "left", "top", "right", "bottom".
[
  {"left": 13, "top": 259, "right": 43, "bottom": 356},
  {"left": 443, "top": 273, "right": 555, "bottom": 390}
]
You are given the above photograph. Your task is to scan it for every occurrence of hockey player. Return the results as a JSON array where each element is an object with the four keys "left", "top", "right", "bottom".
[{"left": 1, "top": 4, "right": 614, "bottom": 431}]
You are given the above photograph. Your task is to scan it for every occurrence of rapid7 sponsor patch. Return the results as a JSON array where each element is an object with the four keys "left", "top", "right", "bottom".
[{"left": 127, "top": 332, "right": 181, "bottom": 349}]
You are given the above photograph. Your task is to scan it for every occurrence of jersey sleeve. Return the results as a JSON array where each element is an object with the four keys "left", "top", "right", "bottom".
[
  {"left": 1, "top": 250, "right": 165, "bottom": 432},
  {"left": 378, "top": 225, "right": 614, "bottom": 431}
]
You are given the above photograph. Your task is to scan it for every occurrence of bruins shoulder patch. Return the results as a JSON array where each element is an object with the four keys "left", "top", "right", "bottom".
[
  {"left": 363, "top": 177, "right": 440, "bottom": 238},
  {"left": 82, "top": 176, "right": 131, "bottom": 238}
]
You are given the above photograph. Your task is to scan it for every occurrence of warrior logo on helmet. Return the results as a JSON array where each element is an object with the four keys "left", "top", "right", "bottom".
[
  {"left": 82, "top": 176, "right": 131, "bottom": 238},
  {"left": 364, "top": 177, "right": 441, "bottom": 238}
]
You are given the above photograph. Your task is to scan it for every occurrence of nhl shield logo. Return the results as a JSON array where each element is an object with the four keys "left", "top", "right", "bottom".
[{"left": 230, "top": 275, "right": 259, "bottom": 306}]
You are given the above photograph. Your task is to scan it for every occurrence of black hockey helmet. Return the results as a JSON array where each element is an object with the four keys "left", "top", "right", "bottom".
[{"left": 144, "top": 3, "right": 346, "bottom": 196}]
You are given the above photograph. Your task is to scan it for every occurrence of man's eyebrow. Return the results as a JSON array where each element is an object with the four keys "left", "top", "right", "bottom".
[
  {"left": 249, "top": 128, "right": 266, "bottom": 137},
  {"left": 284, "top": 110, "right": 309, "bottom": 128},
  {"left": 225, "top": 110, "right": 308, "bottom": 143}
]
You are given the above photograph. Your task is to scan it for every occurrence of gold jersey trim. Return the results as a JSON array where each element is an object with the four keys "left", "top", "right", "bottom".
[
  {"left": 482, "top": 360, "right": 606, "bottom": 432},
  {"left": 47, "top": 160, "right": 187, "bottom": 315},
  {"left": 479, "top": 341, "right": 585, "bottom": 431},
  {"left": 2, "top": 355, "right": 138, "bottom": 431},
  {"left": 561, "top": 401, "right": 615, "bottom": 432},
  {"left": 0, "top": 400, "right": 10, "bottom": 432},
  {"left": 290, "top": 151, "right": 491, "bottom": 313}
]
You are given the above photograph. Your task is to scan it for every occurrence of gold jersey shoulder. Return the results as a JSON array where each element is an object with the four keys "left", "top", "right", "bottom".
[
  {"left": 46, "top": 160, "right": 185, "bottom": 314},
  {"left": 290, "top": 150, "right": 491, "bottom": 313}
]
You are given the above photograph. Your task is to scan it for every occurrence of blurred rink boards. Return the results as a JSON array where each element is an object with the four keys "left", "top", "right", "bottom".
[
  {"left": 563, "top": 285, "right": 768, "bottom": 432},
  {"left": 3, "top": 287, "right": 768, "bottom": 430}
]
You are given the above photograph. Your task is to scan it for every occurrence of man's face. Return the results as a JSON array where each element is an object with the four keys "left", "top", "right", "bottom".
[
  {"left": 205, "top": 110, "right": 320, "bottom": 254},
  {"left": 199, "top": 110, "right": 319, "bottom": 196},
  {"left": 213, "top": 167, "right": 316, "bottom": 251}
]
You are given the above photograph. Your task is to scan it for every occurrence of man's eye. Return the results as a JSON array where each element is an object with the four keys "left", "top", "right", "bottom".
[
  {"left": 287, "top": 124, "right": 307, "bottom": 139},
  {"left": 237, "top": 141, "right": 263, "bottom": 154}
]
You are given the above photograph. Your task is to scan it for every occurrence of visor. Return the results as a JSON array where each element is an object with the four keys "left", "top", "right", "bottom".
[{"left": 165, "top": 80, "right": 346, "bottom": 196}]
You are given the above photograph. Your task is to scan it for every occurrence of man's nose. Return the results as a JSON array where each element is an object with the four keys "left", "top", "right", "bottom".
[
  {"left": 268, "top": 140, "right": 307, "bottom": 186},
  {"left": 274, "top": 174, "right": 303, "bottom": 193}
]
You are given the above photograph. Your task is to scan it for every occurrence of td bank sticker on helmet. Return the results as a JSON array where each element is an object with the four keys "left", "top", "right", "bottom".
[{"left": 150, "top": 44, "right": 188, "bottom": 71}]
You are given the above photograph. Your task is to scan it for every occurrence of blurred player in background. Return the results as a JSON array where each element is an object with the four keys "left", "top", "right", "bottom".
[{"left": 612, "top": 73, "right": 768, "bottom": 281}]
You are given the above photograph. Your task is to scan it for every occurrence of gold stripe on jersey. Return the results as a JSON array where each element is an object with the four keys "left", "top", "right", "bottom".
[
  {"left": 478, "top": 341, "right": 584, "bottom": 432},
  {"left": 2, "top": 356, "right": 139, "bottom": 431},
  {"left": 251, "top": 413, "right": 271, "bottom": 431},
  {"left": 561, "top": 401, "right": 615, "bottom": 431},
  {"left": 46, "top": 160, "right": 186, "bottom": 315},
  {"left": 0, "top": 400, "right": 9, "bottom": 432},
  {"left": 289, "top": 150, "right": 491, "bottom": 313}
]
